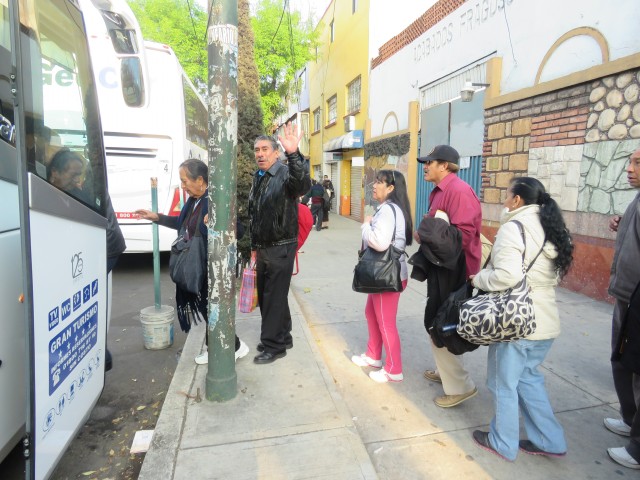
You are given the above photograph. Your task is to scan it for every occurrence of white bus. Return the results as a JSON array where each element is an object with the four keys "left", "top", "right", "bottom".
[
  {"left": 1, "top": 0, "right": 109, "bottom": 477},
  {"left": 79, "top": 0, "right": 208, "bottom": 252}
]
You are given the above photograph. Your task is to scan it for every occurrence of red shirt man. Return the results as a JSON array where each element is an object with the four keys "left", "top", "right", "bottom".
[{"left": 415, "top": 144, "right": 482, "bottom": 409}]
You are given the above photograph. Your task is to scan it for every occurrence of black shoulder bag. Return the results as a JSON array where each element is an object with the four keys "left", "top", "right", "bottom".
[
  {"left": 169, "top": 202, "right": 206, "bottom": 295},
  {"left": 352, "top": 204, "right": 404, "bottom": 294}
]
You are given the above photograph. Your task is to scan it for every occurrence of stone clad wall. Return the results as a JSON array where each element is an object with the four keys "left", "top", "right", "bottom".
[
  {"left": 480, "top": 69, "right": 640, "bottom": 301},
  {"left": 586, "top": 72, "right": 640, "bottom": 142},
  {"left": 482, "top": 86, "right": 590, "bottom": 206}
]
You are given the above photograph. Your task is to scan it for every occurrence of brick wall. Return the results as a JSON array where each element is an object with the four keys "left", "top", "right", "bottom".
[
  {"left": 371, "top": 0, "right": 465, "bottom": 69},
  {"left": 482, "top": 85, "right": 590, "bottom": 204}
]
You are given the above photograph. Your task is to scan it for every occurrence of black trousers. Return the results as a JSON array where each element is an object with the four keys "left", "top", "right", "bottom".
[
  {"left": 256, "top": 242, "right": 297, "bottom": 353},
  {"left": 611, "top": 300, "right": 640, "bottom": 460},
  {"left": 310, "top": 203, "right": 323, "bottom": 231}
]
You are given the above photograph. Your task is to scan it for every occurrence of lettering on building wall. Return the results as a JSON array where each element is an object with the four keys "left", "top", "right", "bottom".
[{"left": 413, "top": 0, "right": 515, "bottom": 63}]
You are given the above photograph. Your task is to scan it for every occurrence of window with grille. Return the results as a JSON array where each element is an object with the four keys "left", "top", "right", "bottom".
[
  {"left": 327, "top": 95, "right": 337, "bottom": 125},
  {"left": 347, "top": 76, "right": 361, "bottom": 114},
  {"left": 313, "top": 108, "right": 320, "bottom": 133}
]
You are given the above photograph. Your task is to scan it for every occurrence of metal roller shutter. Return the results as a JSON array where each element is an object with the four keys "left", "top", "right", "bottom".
[
  {"left": 350, "top": 166, "right": 363, "bottom": 221},
  {"left": 330, "top": 163, "right": 339, "bottom": 213}
]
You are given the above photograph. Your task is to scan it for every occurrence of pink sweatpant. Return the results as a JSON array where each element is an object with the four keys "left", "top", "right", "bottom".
[{"left": 364, "top": 280, "right": 407, "bottom": 375}]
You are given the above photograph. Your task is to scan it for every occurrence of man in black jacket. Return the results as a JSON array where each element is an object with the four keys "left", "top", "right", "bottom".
[{"left": 249, "top": 122, "right": 310, "bottom": 364}]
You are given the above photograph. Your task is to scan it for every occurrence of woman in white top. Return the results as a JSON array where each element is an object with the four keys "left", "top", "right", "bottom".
[
  {"left": 352, "top": 170, "right": 413, "bottom": 383},
  {"left": 469, "top": 177, "right": 573, "bottom": 461}
]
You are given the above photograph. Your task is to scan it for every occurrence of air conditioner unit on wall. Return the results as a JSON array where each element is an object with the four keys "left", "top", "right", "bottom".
[{"left": 344, "top": 115, "right": 355, "bottom": 132}]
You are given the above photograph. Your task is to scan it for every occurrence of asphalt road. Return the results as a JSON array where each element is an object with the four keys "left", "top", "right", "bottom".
[{"left": 1, "top": 253, "right": 189, "bottom": 480}]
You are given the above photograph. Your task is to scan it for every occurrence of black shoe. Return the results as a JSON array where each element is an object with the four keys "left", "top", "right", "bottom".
[
  {"left": 257, "top": 342, "right": 293, "bottom": 352},
  {"left": 253, "top": 350, "right": 287, "bottom": 364},
  {"left": 472, "top": 430, "right": 510, "bottom": 461},
  {"left": 519, "top": 440, "right": 566, "bottom": 457}
]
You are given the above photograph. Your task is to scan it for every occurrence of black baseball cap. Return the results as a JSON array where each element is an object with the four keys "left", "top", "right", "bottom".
[{"left": 417, "top": 145, "right": 460, "bottom": 165}]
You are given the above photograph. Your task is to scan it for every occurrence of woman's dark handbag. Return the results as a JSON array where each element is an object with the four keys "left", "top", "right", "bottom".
[
  {"left": 352, "top": 205, "right": 404, "bottom": 294},
  {"left": 429, "top": 282, "right": 479, "bottom": 355},
  {"left": 169, "top": 227, "right": 206, "bottom": 295}
]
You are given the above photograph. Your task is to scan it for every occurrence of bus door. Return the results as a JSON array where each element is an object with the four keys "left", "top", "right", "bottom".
[{"left": 6, "top": 0, "right": 109, "bottom": 478}]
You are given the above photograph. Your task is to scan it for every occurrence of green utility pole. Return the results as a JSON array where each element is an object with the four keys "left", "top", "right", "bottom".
[{"left": 205, "top": 0, "right": 239, "bottom": 401}]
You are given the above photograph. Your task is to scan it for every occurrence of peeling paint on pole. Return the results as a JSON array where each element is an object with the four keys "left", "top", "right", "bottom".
[{"left": 205, "top": 0, "right": 239, "bottom": 402}]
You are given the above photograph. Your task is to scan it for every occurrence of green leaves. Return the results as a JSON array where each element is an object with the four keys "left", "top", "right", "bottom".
[
  {"left": 129, "top": 0, "right": 207, "bottom": 89},
  {"left": 251, "top": 0, "right": 318, "bottom": 129}
]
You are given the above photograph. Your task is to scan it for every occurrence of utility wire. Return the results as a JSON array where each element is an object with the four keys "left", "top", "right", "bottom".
[
  {"left": 184, "top": 0, "right": 204, "bottom": 66},
  {"left": 269, "top": 0, "right": 288, "bottom": 48}
]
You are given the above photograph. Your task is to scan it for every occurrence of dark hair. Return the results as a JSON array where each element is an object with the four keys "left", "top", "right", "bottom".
[
  {"left": 179, "top": 158, "right": 208, "bottom": 185},
  {"left": 254, "top": 135, "right": 279, "bottom": 151},
  {"left": 376, "top": 169, "right": 413, "bottom": 246},
  {"left": 509, "top": 177, "right": 573, "bottom": 278},
  {"left": 48, "top": 148, "right": 83, "bottom": 176}
]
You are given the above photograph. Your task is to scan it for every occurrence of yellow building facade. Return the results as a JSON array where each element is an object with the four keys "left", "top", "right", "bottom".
[{"left": 307, "top": 0, "right": 369, "bottom": 220}]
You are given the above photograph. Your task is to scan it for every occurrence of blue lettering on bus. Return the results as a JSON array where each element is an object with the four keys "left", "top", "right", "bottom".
[
  {"left": 73, "top": 291, "right": 82, "bottom": 311},
  {"left": 48, "top": 306, "right": 60, "bottom": 331},
  {"left": 49, "top": 302, "right": 99, "bottom": 395},
  {"left": 99, "top": 67, "right": 118, "bottom": 89},
  {"left": 61, "top": 299, "right": 71, "bottom": 321},
  {"left": 83, "top": 285, "right": 91, "bottom": 303}
]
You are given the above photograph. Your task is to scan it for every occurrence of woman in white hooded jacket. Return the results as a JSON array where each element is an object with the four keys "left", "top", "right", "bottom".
[{"left": 470, "top": 177, "right": 574, "bottom": 462}]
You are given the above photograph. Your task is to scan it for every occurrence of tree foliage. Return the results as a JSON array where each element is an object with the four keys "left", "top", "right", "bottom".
[
  {"left": 128, "top": 0, "right": 207, "bottom": 89},
  {"left": 237, "top": 0, "right": 265, "bottom": 260},
  {"left": 127, "top": 0, "right": 264, "bottom": 259},
  {"left": 251, "top": 0, "right": 317, "bottom": 130}
]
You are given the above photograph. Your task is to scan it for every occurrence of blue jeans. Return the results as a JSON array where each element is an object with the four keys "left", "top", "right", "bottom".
[{"left": 487, "top": 339, "right": 567, "bottom": 460}]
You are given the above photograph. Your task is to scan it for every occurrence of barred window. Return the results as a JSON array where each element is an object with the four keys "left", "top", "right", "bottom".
[
  {"left": 347, "top": 76, "right": 361, "bottom": 114},
  {"left": 313, "top": 108, "right": 320, "bottom": 133},
  {"left": 327, "top": 95, "right": 337, "bottom": 125}
]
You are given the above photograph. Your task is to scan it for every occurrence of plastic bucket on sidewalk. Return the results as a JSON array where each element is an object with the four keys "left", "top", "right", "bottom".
[{"left": 140, "top": 305, "right": 174, "bottom": 350}]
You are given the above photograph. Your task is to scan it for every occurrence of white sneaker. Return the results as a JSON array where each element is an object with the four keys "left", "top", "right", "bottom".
[
  {"left": 604, "top": 417, "right": 631, "bottom": 436},
  {"left": 235, "top": 339, "right": 250, "bottom": 361},
  {"left": 194, "top": 351, "right": 208, "bottom": 365},
  {"left": 351, "top": 353, "right": 382, "bottom": 368},
  {"left": 369, "top": 369, "right": 403, "bottom": 383},
  {"left": 195, "top": 340, "right": 249, "bottom": 364},
  {"left": 608, "top": 447, "right": 640, "bottom": 470}
]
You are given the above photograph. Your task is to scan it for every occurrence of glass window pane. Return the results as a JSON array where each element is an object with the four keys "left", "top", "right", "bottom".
[
  {"left": 23, "top": 0, "right": 105, "bottom": 212},
  {"left": 121, "top": 57, "right": 144, "bottom": 106}
]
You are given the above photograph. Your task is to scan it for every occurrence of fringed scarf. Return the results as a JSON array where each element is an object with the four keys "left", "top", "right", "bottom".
[{"left": 175, "top": 198, "right": 206, "bottom": 332}]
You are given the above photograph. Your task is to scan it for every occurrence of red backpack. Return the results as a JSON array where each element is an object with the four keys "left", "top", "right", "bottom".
[{"left": 297, "top": 203, "right": 313, "bottom": 251}]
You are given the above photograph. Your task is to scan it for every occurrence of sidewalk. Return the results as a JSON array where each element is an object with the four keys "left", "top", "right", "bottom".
[{"left": 140, "top": 214, "right": 626, "bottom": 480}]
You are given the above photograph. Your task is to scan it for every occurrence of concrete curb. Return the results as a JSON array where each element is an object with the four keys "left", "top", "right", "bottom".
[{"left": 138, "top": 321, "right": 204, "bottom": 480}]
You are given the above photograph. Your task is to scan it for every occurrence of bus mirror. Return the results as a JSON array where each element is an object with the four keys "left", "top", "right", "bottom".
[{"left": 120, "top": 57, "right": 144, "bottom": 107}]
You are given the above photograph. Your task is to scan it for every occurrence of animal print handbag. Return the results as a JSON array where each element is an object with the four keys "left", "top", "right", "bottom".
[{"left": 456, "top": 221, "right": 544, "bottom": 345}]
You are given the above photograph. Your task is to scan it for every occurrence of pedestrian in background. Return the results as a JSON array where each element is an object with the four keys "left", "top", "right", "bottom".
[
  {"left": 605, "top": 147, "right": 640, "bottom": 470},
  {"left": 351, "top": 170, "right": 413, "bottom": 383},
  {"left": 135, "top": 159, "right": 249, "bottom": 364},
  {"left": 303, "top": 179, "right": 325, "bottom": 231},
  {"left": 249, "top": 122, "right": 311, "bottom": 364},
  {"left": 416, "top": 145, "right": 482, "bottom": 407},
  {"left": 470, "top": 177, "right": 573, "bottom": 461},
  {"left": 322, "top": 174, "right": 335, "bottom": 229}
]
